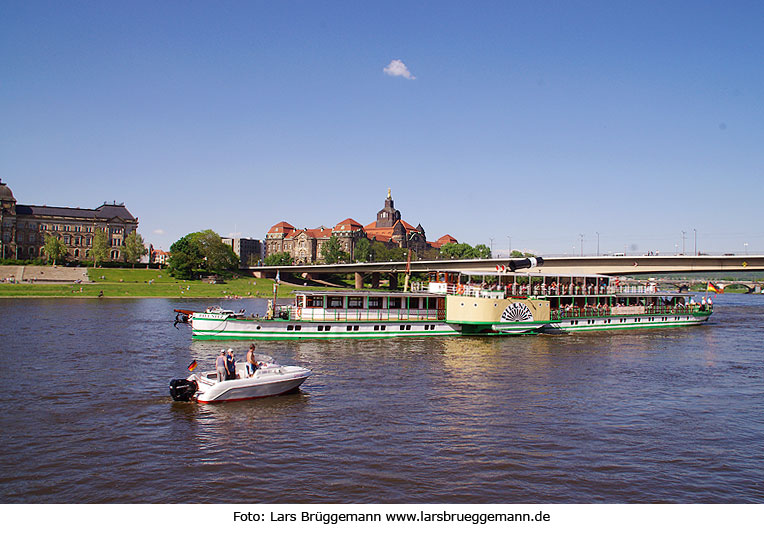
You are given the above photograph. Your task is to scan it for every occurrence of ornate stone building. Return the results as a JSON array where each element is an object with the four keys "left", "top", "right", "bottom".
[
  {"left": 264, "top": 190, "right": 456, "bottom": 263},
  {"left": 0, "top": 179, "right": 139, "bottom": 261}
]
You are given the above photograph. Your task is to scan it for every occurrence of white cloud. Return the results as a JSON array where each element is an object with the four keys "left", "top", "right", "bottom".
[
  {"left": 384, "top": 59, "right": 416, "bottom": 80},
  {"left": 152, "top": 229, "right": 165, "bottom": 235}
]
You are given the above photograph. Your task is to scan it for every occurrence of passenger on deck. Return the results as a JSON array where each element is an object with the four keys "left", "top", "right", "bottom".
[
  {"left": 215, "top": 350, "right": 227, "bottom": 382},
  {"left": 225, "top": 348, "right": 237, "bottom": 380}
]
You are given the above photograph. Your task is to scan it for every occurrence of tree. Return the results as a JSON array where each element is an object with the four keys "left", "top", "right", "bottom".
[
  {"left": 439, "top": 242, "right": 491, "bottom": 260},
  {"left": 439, "top": 242, "right": 474, "bottom": 259},
  {"left": 168, "top": 230, "right": 239, "bottom": 279},
  {"left": 264, "top": 252, "right": 293, "bottom": 266},
  {"left": 42, "top": 234, "right": 67, "bottom": 266},
  {"left": 121, "top": 232, "right": 147, "bottom": 267},
  {"left": 320, "top": 236, "right": 349, "bottom": 264},
  {"left": 473, "top": 244, "right": 492, "bottom": 259},
  {"left": 354, "top": 238, "right": 371, "bottom": 263},
  {"left": 91, "top": 228, "right": 110, "bottom": 267}
]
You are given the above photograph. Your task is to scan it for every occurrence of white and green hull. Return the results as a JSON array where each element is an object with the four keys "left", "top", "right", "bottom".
[
  {"left": 191, "top": 313, "right": 460, "bottom": 340},
  {"left": 541, "top": 311, "right": 711, "bottom": 333}
]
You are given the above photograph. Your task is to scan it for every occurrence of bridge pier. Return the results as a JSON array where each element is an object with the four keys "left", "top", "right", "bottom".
[
  {"left": 389, "top": 273, "right": 398, "bottom": 290},
  {"left": 355, "top": 272, "right": 364, "bottom": 289},
  {"left": 371, "top": 272, "right": 380, "bottom": 289}
]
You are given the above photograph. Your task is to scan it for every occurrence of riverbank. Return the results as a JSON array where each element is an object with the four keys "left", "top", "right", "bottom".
[{"left": 0, "top": 268, "right": 301, "bottom": 298}]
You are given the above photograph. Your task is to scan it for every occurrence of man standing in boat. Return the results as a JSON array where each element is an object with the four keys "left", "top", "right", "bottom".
[
  {"left": 246, "top": 344, "right": 257, "bottom": 377},
  {"left": 225, "top": 348, "right": 238, "bottom": 380}
]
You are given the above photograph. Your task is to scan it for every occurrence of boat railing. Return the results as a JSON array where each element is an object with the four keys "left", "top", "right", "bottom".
[
  {"left": 550, "top": 303, "right": 703, "bottom": 320},
  {"left": 441, "top": 284, "right": 662, "bottom": 298}
]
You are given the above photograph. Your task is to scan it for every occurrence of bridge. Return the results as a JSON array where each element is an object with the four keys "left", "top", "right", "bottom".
[
  {"left": 245, "top": 255, "right": 764, "bottom": 290},
  {"left": 653, "top": 278, "right": 763, "bottom": 293}
]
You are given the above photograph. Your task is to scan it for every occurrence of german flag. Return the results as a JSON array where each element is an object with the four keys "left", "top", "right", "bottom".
[
  {"left": 707, "top": 282, "right": 723, "bottom": 294},
  {"left": 187, "top": 360, "right": 199, "bottom": 372}
]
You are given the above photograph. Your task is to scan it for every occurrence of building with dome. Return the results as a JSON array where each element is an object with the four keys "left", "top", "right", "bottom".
[
  {"left": 264, "top": 190, "right": 457, "bottom": 264},
  {"left": 0, "top": 179, "right": 139, "bottom": 261}
]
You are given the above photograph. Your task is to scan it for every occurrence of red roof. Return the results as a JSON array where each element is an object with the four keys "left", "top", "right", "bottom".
[
  {"left": 365, "top": 219, "right": 417, "bottom": 232},
  {"left": 333, "top": 218, "right": 363, "bottom": 231},
  {"left": 428, "top": 234, "right": 458, "bottom": 248},
  {"left": 292, "top": 227, "right": 332, "bottom": 239},
  {"left": 365, "top": 227, "right": 396, "bottom": 241},
  {"left": 268, "top": 221, "right": 295, "bottom": 234}
]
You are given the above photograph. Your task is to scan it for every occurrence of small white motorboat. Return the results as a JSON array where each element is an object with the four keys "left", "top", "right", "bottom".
[{"left": 170, "top": 356, "right": 311, "bottom": 403}]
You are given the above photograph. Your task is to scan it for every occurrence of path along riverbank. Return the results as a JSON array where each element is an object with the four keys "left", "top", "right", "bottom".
[{"left": 0, "top": 267, "right": 298, "bottom": 298}]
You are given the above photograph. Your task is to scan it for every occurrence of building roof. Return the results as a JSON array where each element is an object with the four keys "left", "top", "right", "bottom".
[
  {"left": 428, "top": 234, "right": 458, "bottom": 248},
  {"left": 305, "top": 227, "right": 333, "bottom": 239},
  {"left": 0, "top": 180, "right": 15, "bottom": 202},
  {"left": 364, "top": 219, "right": 417, "bottom": 232},
  {"left": 333, "top": 218, "right": 363, "bottom": 231},
  {"left": 15, "top": 202, "right": 137, "bottom": 221},
  {"left": 268, "top": 221, "right": 296, "bottom": 234},
  {"left": 365, "top": 227, "right": 396, "bottom": 241}
]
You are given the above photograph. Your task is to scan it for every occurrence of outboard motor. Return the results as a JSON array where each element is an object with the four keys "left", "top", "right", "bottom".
[
  {"left": 169, "top": 378, "right": 198, "bottom": 401},
  {"left": 509, "top": 256, "right": 544, "bottom": 272}
]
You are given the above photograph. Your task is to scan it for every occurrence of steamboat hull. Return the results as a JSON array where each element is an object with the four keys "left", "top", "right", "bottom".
[{"left": 190, "top": 314, "right": 460, "bottom": 340}]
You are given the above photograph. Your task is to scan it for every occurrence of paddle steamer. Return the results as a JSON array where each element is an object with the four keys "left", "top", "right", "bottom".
[{"left": 177, "top": 258, "right": 713, "bottom": 339}]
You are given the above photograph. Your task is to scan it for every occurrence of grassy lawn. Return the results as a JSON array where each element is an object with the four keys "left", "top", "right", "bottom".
[{"left": 0, "top": 268, "right": 300, "bottom": 298}]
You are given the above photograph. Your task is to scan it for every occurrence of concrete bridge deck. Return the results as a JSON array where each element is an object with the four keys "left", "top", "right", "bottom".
[{"left": 247, "top": 255, "right": 764, "bottom": 277}]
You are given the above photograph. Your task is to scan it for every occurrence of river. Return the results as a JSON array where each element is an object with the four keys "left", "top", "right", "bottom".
[{"left": 0, "top": 294, "right": 762, "bottom": 503}]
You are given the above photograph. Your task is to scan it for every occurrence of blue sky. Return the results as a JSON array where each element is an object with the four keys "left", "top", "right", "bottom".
[{"left": 2, "top": 1, "right": 762, "bottom": 256}]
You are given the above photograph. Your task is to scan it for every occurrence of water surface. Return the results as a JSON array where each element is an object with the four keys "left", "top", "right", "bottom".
[{"left": 0, "top": 294, "right": 762, "bottom": 503}]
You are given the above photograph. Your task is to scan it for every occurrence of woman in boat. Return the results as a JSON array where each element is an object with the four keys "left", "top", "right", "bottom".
[{"left": 215, "top": 350, "right": 227, "bottom": 382}]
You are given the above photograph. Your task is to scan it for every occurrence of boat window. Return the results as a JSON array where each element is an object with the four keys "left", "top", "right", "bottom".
[
  {"left": 306, "top": 296, "right": 324, "bottom": 308},
  {"left": 368, "top": 297, "right": 383, "bottom": 309},
  {"left": 407, "top": 297, "right": 420, "bottom": 309},
  {"left": 327, "top": 296, "right": 344, "bottom": 308},
  {"left": 388, "top": 297, "right": 402, "bottom": 309},
  {"left": 426, "top": 298, "right": 437, "bottom": 310},
  {"left": 348, "top": 296, "right": 364, "bottom": 309}
]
